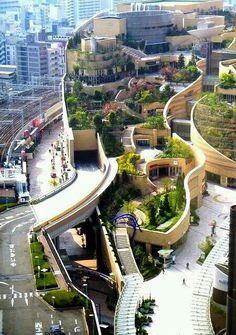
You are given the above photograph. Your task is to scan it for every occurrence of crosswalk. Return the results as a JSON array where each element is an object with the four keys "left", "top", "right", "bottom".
[{"left": 0, "top": 291, "right": 34, "bottom": 301}]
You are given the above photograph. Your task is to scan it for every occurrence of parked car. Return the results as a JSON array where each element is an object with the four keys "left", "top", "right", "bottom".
[{"left": 49, "top": 324, "right": 65, "bottom": 335}]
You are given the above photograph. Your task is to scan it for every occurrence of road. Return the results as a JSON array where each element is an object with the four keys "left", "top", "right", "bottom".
[{"left": 0, "top": 205, "right": 86, "bottom": 335}]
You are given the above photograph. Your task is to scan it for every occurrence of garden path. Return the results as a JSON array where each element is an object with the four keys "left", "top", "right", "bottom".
[{"left": 139, "top": 183, "right": 236, "bottom": 335}]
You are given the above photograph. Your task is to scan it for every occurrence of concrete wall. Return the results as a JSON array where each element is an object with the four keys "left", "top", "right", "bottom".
[
  {"left": 133, "top": 127, "right": 170, "bottom": 148},
  {"left": 163, "top": 74, "right": 203, "bottom": 125},
  {"left": 101, "top": 226, "right": 124, "bottom": 293},
  {"left": 66, "top": 49, "right": 77, "bottom": 73},
  {"left": 191, "top": 100, "right": 236, "bottom": 181},
  {"left": 127, "top": 135, "right": 205, "bottom": 248},
  {"left": 118, "top": 0, "right": 223, "bottom": 13},
  {"left": 73, "top": 129, "right": 97, "bottom": 151},
  {"left": 94, "top": 17, "right": 127, "bottom": 38},
  {"left": 97, "top": 133, "right": 109, "bottom": 172},
  {"left": 166, "top": 35, "right": 194, "bottom": 51},
  {"left": 82, "top": 78, "right": 129, "bottom": 94},
  {"left": 219, "top": 58, "right": 236, "bottom": 76}
]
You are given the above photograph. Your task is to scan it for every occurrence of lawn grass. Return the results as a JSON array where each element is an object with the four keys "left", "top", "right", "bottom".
[
  {"left": 30, "top": 241, "right": 57, "bottom": 290},
  {"left": 30, "top": 241, "right": 50, "bottom": 273},
  {"left": 36, "top": 272, "right": 57, "bottom": 290},
  {"left": 43, "top": 289, "right": 86, "bottom": 308}
]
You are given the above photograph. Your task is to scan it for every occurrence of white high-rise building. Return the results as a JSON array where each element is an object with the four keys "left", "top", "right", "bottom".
[
  {"left": 47, "top": 42, "right": 65, "bottom": 77},
  {"left": 0, "top": 32, "right": 6, "bottom": 64},
  {"left": 65, "top": 0, "right": 101, "bottom": 27}
]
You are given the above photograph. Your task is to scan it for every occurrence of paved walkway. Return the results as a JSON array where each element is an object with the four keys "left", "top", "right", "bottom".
[
  {"left": 28, "top": 120, "right": 74, "bottom": 199},
  {"left": 139, "top": 183, "right": 236, "bottom": 335}
]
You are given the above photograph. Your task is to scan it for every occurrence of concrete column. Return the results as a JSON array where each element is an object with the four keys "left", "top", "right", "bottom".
[
  {"left": 53, "top": 236, "right": 60, "bottom": 250},
  {"left": 145, "top": 243, "right": 152, "bottom": 254}
]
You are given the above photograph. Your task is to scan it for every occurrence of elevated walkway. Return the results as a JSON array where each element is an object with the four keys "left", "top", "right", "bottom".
[
  {"left": 33, "top": 158, "right": 117, "bottom": 237},
  {"left": 113, "top": 225, "right": 143, "bottom": 335}
]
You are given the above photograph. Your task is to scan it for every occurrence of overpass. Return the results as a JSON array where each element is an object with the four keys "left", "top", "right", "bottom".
[{"left": 32, "top": 157, "right": 117, "bottom": 238}]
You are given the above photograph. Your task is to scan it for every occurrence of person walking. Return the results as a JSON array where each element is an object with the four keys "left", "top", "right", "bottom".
[
  {"left": 182, "top": 278, "right": 186, "bottom": 285},
  {"left": 186, "top": 262, "right": 189, "bottom": 269}
]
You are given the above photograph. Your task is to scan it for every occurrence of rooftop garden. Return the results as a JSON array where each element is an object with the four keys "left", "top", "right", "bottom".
[
  {"left": 125, "top": 80, "right": 176, "bottom": 113},
  {"left": 194, "top": 93, "right": 236, "bottom": 161},
  {"left": 65, "top": 80, "right": 141, "bottom": 156},
  {"left": 117, "top": 152, "right": 144, "bottom": 176},
  {"left": 219, "top": 72, "right": 236, "bottom": 89},
  {"left": 166, "top": 24, "right": 197, "bottom": 36},
  {"left": 158, "top": 137, "right": 193, "bottom": 160},
  {"left": 138, "top": 175, "right": 185, "bottom": 231},
  {"left": 160, "top": 53, "right": 200, "bottom": 83},
  {"left": 142, "top": 115, "right": 165, "bottom": 129}
]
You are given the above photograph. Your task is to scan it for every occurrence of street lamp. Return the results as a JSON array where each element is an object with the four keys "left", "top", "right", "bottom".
[
  {"left": 35, "top": 256, "right": 40, "bottom": 278},
  {"left": 89, "top": 314, "right": 94, "bottom": 335},
  {"left": 41, "top": 268, "right": 47, "bottom": 292},
  {"left": 83, "top": 283, "right": 88, "bottom": 309},
  {"left": 5, "top": 189, "right": 8, "bottom": 210},
  {"left": 52, "top": 295, "right": 55, "bottom": 308},
  {"left": 96, "top": 303, "right": 101, "bottom": 324}
]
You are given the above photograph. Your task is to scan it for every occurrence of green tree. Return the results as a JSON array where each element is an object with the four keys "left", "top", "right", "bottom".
[
  {"left": 123, "top": 201, "right": 136, "bottom": 214},
  {"left": 93, "top": 114, "right": 103, "bottom": 133},
  {"left": 73, "top": 80, "right": 83, "bottom": 96},
  {"left": 160, "top": 177, "right": 172, "bottom": 192},
  {"left": 109, "top": 111, "right": 117, "bottom": 127},
  {"left": 178, "top": 53, "right": 185, "bottom": 69},
  {"left": 66, "top": 95, "right": 78, "bottom": 113},
  {"left": 175, "top": 174, "right": 185, "bottom": 210},
  {"left": 69, "top": 110, "right": 91, "bottom": 129},
  {"left": 220, "top": 72, "right": 236, "bottom": 89}
]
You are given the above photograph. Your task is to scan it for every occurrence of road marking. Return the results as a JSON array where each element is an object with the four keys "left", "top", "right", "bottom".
[
  {"left": 0, "top": 213, "right": 33, "bottom": 230},
  {"left": 12, "top": 221, "right": 30, "bottom": 233},
  {"left": 5, "top": 216, "right": 14, "bottom": 219},
  {"left": 0, "top": 310, "right": 2, "bottom": 335},
  {"left": 11, "top": 297, "right": 14, "bottom": 307},
  {"left": 29, "top": 292, "right": 33, "bottom": 297},
  {"left": 9, "top": 244, "right": 16, "bottom": 267},
  {"left": 59, "top": 320, "right": 61, "bottom": 325},
  {"left": 74, "top": 326, "right": 81, "bottom": 333},
  {"left": 51, "top": 314, "right": 53, "bottom": 319},
  {"left": 19, "top": 292, "right": 22, "bottom": 298},
  {"left": 35, "top": 321, "right": 43, "bottom": 334},
  {"left": 0, "top": 281, "right": 9, "bottom": 286},
  {"left": 75, "top": 319, "right": 78, "bottom": 324},
  {"left": 51, "top": 320, "right": 53, "bottom": 324},
  {"left": 24, "top": 292, "right": 29, "bottom": 306},
  {"left": 3, "top": 294, "right": 6, "bottom": 300}
]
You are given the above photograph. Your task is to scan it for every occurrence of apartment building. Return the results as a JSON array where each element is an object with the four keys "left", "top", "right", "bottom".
[
  {"left": 65, "top": 0, "right": 101, "bottom": 27},
  {"left": 16, "top": 41, "right": 48, "bottom": 83}
]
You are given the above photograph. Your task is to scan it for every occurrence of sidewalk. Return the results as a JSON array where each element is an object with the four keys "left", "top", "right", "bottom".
[
  {"left": 139, "top": 183, "right": 236, "bottom": 335},
  {"left": 28, "top": 120, "right": 74, "bottom": 199}
]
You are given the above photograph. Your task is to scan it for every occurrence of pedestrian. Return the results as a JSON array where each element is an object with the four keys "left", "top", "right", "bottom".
[
  {"left": 172, "top": 254, "right": 176, "bottom": 265},
  {"left": 162, "top": 266, "right": 165, "bottom": 274},
  {"left": 183, "top": 278, "right": 186, "bottom": 285},
  {"left": 186, "top": 262, "right": 189, "bottom": 269}
]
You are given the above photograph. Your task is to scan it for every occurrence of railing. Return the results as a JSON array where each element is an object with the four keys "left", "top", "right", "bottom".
[
  {"left": 32, "top": 170, "right": 77, "bottom": 203},
  {"left": 44, "top": 231, "right": 101, "bottom": 335},
  {"left": 191, "top": 235, "right": 229, "bottom": 335},
  {"left": 114, "top": 274, "right": 143, "bottom": 335}
]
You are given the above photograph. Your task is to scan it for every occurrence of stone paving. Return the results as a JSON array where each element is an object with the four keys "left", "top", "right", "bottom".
[
  {"left": 28, "top": 120, "right": 73, "bottom": 199},
  {"left": 139, "top": 183, "right": 236, "bottom": 335}
]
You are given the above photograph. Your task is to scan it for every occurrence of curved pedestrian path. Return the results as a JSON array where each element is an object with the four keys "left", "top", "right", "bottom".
[
  {"left": 114, "top": 224, "right": 143, "bottom": 335},
  {"left": 138, "top": 183, "right": 235, "bottom": 335},
  {"left": 191, "top": 234, "right": 228, "bottom": 335}
]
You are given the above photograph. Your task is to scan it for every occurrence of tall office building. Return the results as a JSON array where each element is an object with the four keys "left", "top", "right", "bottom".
[
  {"left": 16, "top": 41, "right": 48, "bottom": 83},
  {"left": 65, "top": 0, "right": 101, "bottom": 27},
  {"left": 0, "top": 0, "right": 21, "bottom": 13},
  {"left": 0, "top": 32, "right": 6, "bottom": 64}
]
